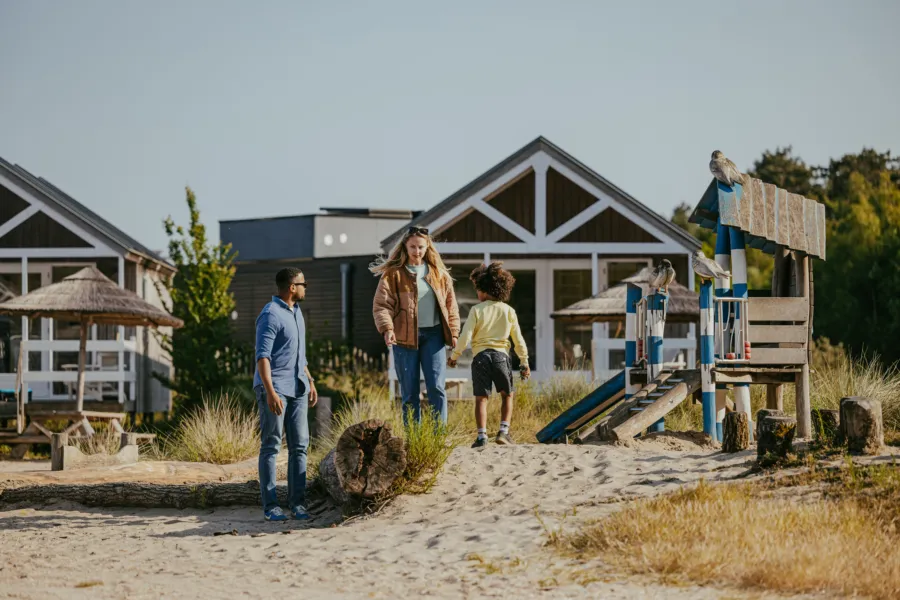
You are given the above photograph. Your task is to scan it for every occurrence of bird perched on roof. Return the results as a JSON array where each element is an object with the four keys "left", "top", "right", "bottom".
[
  {"left": 709, "top": 150, "right": 746, "bottom": 187},
  {"left": 692, "top": 250, "right": 731, "bottom": 282},
  {"left": 649, "top": 259, "right": 676, "bottom": 294}
]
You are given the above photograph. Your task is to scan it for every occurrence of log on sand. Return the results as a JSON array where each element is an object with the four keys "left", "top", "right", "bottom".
[
  {"left": 319, "top": 419, "right": 406, "bottom": 507},
  {"left": 0, "top": 480, "right": 272, "bottom": 509},
  {"left": 722, "top": 411, "right": 750, "bottom": 453}
]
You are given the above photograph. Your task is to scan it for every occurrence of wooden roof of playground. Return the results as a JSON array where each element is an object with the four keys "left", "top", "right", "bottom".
[{"left": 689, "top": 177, "right": 826, "bottom": 260}]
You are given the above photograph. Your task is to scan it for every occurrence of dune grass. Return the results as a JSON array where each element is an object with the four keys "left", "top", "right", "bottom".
[
  {"left": 553, "top": 462, "right": 900, "bottom": 599},
  {"left": 151, "top": 392, "right": 259, "bottom": 464}
]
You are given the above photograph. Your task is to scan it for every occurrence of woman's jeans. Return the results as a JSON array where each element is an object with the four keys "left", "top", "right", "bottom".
[
  {"left": 257, "top": 388, "right": 309, "bottom": 512},
  {"left": 393, "top": 325, "right": 448, "bottom": 425}
]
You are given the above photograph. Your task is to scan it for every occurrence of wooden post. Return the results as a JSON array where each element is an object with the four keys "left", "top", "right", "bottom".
[
  {"left": 795, "top": 253, "right": 811, "bottom": 439},
  {"left": 75, "top": 317, "right": 90, "bottom": 414},
  {"left": 722, "top": 411, "right": 750, "bottom": 452},
  {"left": 757, "top": 415, "right": 797, "bottom": 458},
  {"left": 766, "top": 384, "right": 784, "bottom": 411},
  {"left": 840, "top": 397, "right": 883, "bottom": 455},
  {"left": 51, "top": 432, "right": 69, "bottom": 471}
]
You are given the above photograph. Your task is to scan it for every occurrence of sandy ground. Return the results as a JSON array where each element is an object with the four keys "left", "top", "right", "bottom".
[{"left": 0, "top": 435, "right": 827, "bottom": 599}]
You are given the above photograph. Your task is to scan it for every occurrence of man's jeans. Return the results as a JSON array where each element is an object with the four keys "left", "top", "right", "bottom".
[
  {"left": 393, "top": 324, "right": 448, "bottom": 425},
  {"left": 257, "top": 388, "right": 309, "bottom": 512}
]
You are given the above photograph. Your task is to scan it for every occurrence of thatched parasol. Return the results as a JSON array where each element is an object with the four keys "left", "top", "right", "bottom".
[
  {"left": 551, "top": 267, "right": 699, "bottom": 324},
  {"left": 0, "top": 266, "right": 183, "bottom": 412}
]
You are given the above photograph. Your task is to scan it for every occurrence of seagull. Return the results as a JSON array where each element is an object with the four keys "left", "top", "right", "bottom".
[
  {"left": 709, "top": 150, "right": 746, "bottom": 187},
  {"left": 692, "top": 250, "right": 732, "bottom": 282},
  {"left": 649, "top": 259, "right": 676, "bottom": 294}
]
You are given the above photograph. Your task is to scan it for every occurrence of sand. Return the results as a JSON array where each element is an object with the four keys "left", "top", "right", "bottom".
[{"left": 0, "top": 436, "right": 821, "bottom": 599}]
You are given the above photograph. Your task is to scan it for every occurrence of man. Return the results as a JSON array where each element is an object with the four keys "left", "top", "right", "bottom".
[{"left": 253, "top": 267, "right": 318, "bottom": 522}]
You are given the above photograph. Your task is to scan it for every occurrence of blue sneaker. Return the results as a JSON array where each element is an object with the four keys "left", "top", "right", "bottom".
[
  {"left": 264, "top": 507, "right": 288, "bottom": 522},
  {"left": 290, "top": 505, "right": 311, "bottom": 521}
]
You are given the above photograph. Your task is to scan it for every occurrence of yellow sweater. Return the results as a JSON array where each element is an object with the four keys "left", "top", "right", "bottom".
[{"left": 450, "top": 301, "right": 528, "bottom": 363}]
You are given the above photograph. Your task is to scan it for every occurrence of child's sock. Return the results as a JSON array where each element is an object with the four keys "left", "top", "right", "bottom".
[
  {"left": 499, "top": 421, "right": 510, "bottom": 435},
  {"left": 477, "top": 428, "right": 488, "bottom": 441}
]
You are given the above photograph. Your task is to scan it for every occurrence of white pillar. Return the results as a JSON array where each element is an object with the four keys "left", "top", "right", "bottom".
[
  {"left": 483, "top": 253, "right": 490, "bottom": 266},
  {"left": 590, "top": 253, "right": 603, "bottom": 380},
  {"left": 534, "top": 158, "right": 549, "bottom": 239},
  {"left": 20, "top": 257, "right": 28, "bottom": 387},
  {"left": 118, "top": 256, "right": 126, "bottom": 404}
]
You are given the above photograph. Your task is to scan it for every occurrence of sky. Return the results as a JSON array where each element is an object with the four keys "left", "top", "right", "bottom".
[{"left": 2, "top": 0, "right": 898, "bottom": 255}]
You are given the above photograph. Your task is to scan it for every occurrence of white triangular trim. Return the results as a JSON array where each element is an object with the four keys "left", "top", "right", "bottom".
[
  {"left": 0, "top": 205, "right": 40, "bottom": 239},
  {"left": 544, "top": 198, "right": 611, "bottom": 243},
  {"left": 543, "top": 156, "right": 682, "bottom": 249},
  {"left": 0, "top": 173, "right": 115, "bottom": 253}
]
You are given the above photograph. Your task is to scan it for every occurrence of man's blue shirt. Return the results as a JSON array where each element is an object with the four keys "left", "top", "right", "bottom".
[{"left": 253, "top": 296, "right": 309, "bottom": 398}]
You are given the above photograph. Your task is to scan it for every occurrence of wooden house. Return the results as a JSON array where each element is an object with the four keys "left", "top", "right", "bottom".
[
  {"left": 0, "top": 157, "right": 176, "bottom": 417},
  {"left": 381, "top": 136, "right": 703, "bottom": 383}
]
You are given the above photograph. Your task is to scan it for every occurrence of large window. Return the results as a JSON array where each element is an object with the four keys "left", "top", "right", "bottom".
[{"left": 554, "top": 270, "right": 592, "bottom": 370}]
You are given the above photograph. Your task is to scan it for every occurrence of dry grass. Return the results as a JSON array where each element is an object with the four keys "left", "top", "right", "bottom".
[
  {"left": 447, "top": 371, "right": 595, "bottom": 443},
  {"left": 71, "top": 426, "right": 124, "bottom": 456},
  {"left": 554, "top": 463, "right": 900, "bottom": 599},
  {"left": 151, "top": 392, "right": 259, "bottom": 464}
]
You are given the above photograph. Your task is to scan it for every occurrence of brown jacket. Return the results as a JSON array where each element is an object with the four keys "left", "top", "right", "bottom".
[{"left": 373, "top": 266, "right": 460, "bottom": 349}]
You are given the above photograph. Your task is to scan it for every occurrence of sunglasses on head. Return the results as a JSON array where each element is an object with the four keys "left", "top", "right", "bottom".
[{"left": 407, "top": 226, "right": 429, "bottom": 236}]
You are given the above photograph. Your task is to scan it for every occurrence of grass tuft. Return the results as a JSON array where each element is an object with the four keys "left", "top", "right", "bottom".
[{"left": 151, "top": 392, "right": 259, "bottom": 464}]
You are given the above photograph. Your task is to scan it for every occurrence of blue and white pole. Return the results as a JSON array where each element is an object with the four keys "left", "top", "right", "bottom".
[
  {"left": 730, "top": 223, "right": 753, "bottom": 440},
  {"left": 647, "top": 290, "right": 667, "bottom": 433},
  {"left": 714, "top": 221, "right": 732, "bottom": 441},
  {"left": 625, "top": 283, "right": 642, "bottom": 400},
  {"left": 700, "top": 279, "right": 717, "bottom": 440}
]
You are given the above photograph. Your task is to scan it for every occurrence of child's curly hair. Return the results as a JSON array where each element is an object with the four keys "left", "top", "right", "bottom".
[{"left": 469, "top": 261, "right": 516, "bottom": 302}]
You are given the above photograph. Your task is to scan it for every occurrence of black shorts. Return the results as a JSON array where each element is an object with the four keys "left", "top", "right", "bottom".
[{"left": 471, "top": 349, "right": 514, "bottom": 397}]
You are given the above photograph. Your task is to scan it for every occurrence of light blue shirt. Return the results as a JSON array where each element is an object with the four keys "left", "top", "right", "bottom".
[
  {"left": 253, "top": 296, "right": 310, "bottom": 398},
  {"left": 406, "top": 264, "right": 440, "bottom": 328}
]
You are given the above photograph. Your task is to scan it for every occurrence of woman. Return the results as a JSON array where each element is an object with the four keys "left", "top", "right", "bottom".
[{"left": 372, "top": 226, "right": 460, "bottom": 425}]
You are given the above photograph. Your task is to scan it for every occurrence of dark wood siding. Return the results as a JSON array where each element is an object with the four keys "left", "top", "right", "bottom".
[
  {"left": 547, "top": 167, "right": 596, "bottom": 233},
  {"left": 435, "top": 209, "right": 522, "bottom": 243},
  {"left": 486, "top": 169, "right": 535, "bottom": 233},
  {"left": 0, "top": 211, "right": 91, "bottom": 248},
  {"left": 0, "top": 185, "right": 30, "bottom": 226},
  {"left": 560, "top": 209, "right": 660, "bottom": 244},
  {"left": 230, "top": 255, "right": 386, "bottom": 358}
]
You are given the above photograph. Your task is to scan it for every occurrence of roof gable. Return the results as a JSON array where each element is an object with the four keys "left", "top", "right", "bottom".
[
  {"left": 381, "top": 136, "right": 701, "bottom": 252},
  {"left": 0, "top": 157, "right": 174, "bottom": 270}
]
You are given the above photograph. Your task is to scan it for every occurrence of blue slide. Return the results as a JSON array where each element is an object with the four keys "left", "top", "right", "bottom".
[{"left": 536, "top": 370, "right": 626, "bottom": 444}]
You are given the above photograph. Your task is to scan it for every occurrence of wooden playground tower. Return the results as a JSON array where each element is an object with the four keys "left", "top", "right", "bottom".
[{"left": 537, "top": 168, "right": 825, "bottom": 444}]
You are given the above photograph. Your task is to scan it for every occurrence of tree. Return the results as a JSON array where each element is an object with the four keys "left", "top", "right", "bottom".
[
  {"left": 746, "top": 146, "right": 820, "bottom": 199},
  {"left": 155, "top": 186, "right": 241, "bottom": 415}
]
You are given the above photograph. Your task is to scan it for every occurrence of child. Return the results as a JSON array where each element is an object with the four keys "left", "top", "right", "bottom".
[{"left": 448, "top": 262, "right": 530, "bottom": 448}]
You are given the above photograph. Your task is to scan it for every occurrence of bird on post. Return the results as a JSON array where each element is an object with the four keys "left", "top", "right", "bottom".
[
  {"left": 649, "top": 259, "right": 676, "bottom": 294},
  {"left": 692, "top": 250, "right": 732, "bottom": 282},
  {"left": 709, "top": 150, "right": 746, "bottom": 187}
]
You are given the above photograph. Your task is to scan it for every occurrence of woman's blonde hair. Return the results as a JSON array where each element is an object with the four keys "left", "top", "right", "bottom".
[{"left": 369, "top": 227, "right": 451, "bottom": 279}]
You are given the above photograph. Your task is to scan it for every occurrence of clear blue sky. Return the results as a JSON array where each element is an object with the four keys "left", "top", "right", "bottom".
[{"left": 2, "top": 0, "right": 898, "bottom": 254}]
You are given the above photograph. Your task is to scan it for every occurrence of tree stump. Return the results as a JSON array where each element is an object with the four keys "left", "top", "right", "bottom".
[
  {"left": 757, "top": 415, "right": 796, "bottom": 458},
  {"left": 755, "top": 409, "right": 785, "bottom": 441},
  {"left": 318, "top": 419, "right": 406, "bottom": 507},
  {"left": 811, "top": 408, "right": 841, "bottom": 446},
  {"left": 839, "top": 397, "right": 883, "bottom": 455},
  {"left": 722, "top": 412, "right": 750, "bottom": 453}
]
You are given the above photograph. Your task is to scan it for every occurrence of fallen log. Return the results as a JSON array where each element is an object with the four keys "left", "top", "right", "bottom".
[
  {"left": 0, "top": 480, "right": 272, "bottom": 509},
  {"left": 757, "top": 415, "right": 796, "bottom": 459},
  {"left": 318, "top": 419, "right": 406, "bottom": 507},
  {"left": 722, "top": 412, "right": 749, "bottom": 453},
  {"left": 840, "top": 397, "right": 883, "bottom": 455}
]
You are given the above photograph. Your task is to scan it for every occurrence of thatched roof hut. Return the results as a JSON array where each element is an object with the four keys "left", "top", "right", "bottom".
[
  {"left": 551, "top": 267, "right": 699, "bottom": 324},
  {"left": 0, "top": 266, "right": 183, "bottom": 328},
  {"left": 0, "top": 266, "right": 182, "bottom": 413}
]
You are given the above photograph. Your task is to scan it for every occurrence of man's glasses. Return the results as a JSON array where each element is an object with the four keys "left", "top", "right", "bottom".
[{"left": 291, "top": 281, "right": 308, "bottom": 289}]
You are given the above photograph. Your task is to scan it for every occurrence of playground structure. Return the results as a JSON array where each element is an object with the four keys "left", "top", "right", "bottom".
[{"left": 537, "top": 167, "right": 826, "bottom": 444}]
